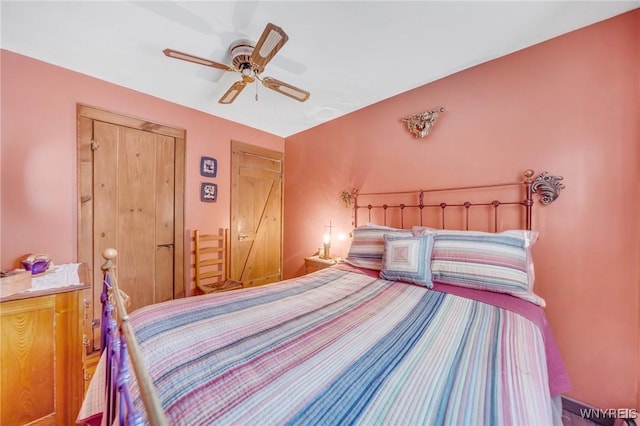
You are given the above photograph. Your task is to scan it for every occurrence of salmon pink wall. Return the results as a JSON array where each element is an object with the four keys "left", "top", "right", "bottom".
[
  {"left": 284, "top": 11, "right": 640, "bottom": 411},
  {"left": 0, "top": 50, "right": 284, "bottom": 283}
]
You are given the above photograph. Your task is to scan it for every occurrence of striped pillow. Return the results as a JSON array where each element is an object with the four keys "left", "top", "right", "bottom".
[
  {"left": 380, "top": 234, "right": 435, "bottom": 287},
  {"left": 427, "top": 230, "right": 544, "bottom": 306},
  {"left": 346, "top": 225, "right": 413, "bottom": 271}
]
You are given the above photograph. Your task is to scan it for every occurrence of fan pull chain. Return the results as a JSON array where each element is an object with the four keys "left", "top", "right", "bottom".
[{"left": 255, "top": 83, "right": 259, "bottom": 101}]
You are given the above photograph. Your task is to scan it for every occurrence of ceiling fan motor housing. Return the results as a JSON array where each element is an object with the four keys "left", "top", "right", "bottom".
[{"left": 229, "top": 39, "right": 256, "bottom": 72}]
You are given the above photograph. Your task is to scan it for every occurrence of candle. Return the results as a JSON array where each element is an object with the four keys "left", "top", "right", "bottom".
[{"left": 322, "top": 233, "right": 331, "bottom": 259}]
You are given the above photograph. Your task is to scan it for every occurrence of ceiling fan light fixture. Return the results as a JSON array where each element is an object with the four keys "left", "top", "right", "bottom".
[{"left": 239, "top": 63, "right": 254, "bottom": 77}]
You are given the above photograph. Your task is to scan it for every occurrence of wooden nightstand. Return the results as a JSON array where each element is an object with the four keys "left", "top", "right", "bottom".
[{"left": 304, "top": 256, "right": 339, "bottom": 274}]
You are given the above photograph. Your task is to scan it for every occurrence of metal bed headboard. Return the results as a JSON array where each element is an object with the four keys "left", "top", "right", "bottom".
[{"left": 348, "top": 170, "right": 564, "bottom": 232}]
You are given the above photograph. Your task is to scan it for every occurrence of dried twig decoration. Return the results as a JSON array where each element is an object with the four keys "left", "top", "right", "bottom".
[
  {"left": 402, "top": 106, "right": 445, "bottom": 138},
  {"left": 341, "top": 188, "right": 359, "bottom": 208}
]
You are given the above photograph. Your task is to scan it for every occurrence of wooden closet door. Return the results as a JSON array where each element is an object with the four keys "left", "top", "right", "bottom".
[
  {"left": 230, "top": 141, "right": 283, "bottom": 287},
  {"left": 77, "top": 105, "right": 185, "bottom": 353},
  {"left": 93, "top": 123, "right": 175, "bottom": 312}
]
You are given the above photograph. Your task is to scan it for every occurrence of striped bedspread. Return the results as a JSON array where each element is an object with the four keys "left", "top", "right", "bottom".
[{"left": 79, "top": 266, "right": 568, "bottom": 425}]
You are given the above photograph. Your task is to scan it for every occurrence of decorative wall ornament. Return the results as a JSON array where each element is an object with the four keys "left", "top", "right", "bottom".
[
  {"left": 200, "top": 182, "right": 218, "bottom": 203},
  {"left": 531, "top": 172, "right": 565, "bottom": 204},
  {"left": 341, "top": 188, "right": 359, "bottom": 208},
  {"left": 401, "top": 106, "right": 445, "bottom": 138},
  {"left": 200, "top": 156, "right": 217, "bottom": 177}
]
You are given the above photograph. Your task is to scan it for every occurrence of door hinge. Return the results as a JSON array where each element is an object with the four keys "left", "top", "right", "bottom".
[
  {"left": 92, "top": 318, "right": 101, "bottom": 329},
  {"left": 91, "top": 139, "right": 101, "bottom": 151}
]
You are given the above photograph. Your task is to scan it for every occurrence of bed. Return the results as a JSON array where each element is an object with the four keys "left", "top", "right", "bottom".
[{"left": 78, "top": 169, "right": 569, "bottom": 425}]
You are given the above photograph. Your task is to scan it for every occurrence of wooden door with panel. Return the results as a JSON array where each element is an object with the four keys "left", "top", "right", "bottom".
[
  {"left": 230, "top": 141, "right": 283, "bottom": 287},
  {"left": 92, "top": 122, "right": 176, "bottom": 313},
  {"left": 77, "top": 105, "right": 185, "bottom": 353}
]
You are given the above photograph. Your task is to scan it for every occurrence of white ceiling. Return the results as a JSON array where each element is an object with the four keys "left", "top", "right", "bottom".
[{"left": 2, "top": 1, "right": 638, "bottom": 137}]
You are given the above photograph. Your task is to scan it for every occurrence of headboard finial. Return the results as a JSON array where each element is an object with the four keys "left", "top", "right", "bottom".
[
  {"left": 531, "top": 172, "right": 565, "bottom": 205},
  {"left": 523, "top": 169, "right": 535, "bottom": 183}
]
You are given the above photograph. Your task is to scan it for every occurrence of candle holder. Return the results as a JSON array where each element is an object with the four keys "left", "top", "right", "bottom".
[
  {"left": 321, "top": 241, "right": 331, "bottom": 259},
  {"left": 321, "top": 221, "right": 332, "bottom": 259},
  {"left": 321, "top": 233, "right": 331, "bottom": 259}
]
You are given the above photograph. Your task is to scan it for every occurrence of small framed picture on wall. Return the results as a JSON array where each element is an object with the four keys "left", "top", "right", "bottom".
[
  {"left": 200, "top": 156, "right": 217, "bottom": 177},
  {"left": 200, "top": 183, "right": 217, "bottom": 203}
]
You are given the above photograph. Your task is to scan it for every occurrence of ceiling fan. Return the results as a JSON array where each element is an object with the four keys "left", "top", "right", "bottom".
[{"left": 163, "top": 23, "right": 310, "bottom": 104}]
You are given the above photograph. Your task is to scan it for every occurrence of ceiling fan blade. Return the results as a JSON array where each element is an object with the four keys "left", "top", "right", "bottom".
[
  {"left": 163, "top": 48, "right": 234, "bottom": 72},
  {"left": 262, "top": 77, "right": 310, "bottom": 102},
  {"left": 218, "top": 81, "right": 247, "bottom": 104},
  {"left": 250, "top": 23, "right": 289, "bottom": 73}
]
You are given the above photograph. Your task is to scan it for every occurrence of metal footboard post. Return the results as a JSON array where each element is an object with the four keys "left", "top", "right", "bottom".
[
  {"left": 101, "top": 251, "right": 144, "bottom": 425},
  {"left": 101, "top": 248, "right": 169, "bottom": 426},
  {"left": 102, "top": 263, "right": 118, "bottom": 424},
  {"left": 118, "top": 335, "right": 143, "bottom": 425}
]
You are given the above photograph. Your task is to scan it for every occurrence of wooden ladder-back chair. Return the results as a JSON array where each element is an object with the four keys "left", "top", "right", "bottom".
[{"left": 194, "top": 229, "right": 242, "bottom": 294}]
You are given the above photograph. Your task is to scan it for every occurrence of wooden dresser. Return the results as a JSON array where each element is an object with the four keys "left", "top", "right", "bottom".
[{"left": 0, "top": 286, "right": 87, "bottom": 425}]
